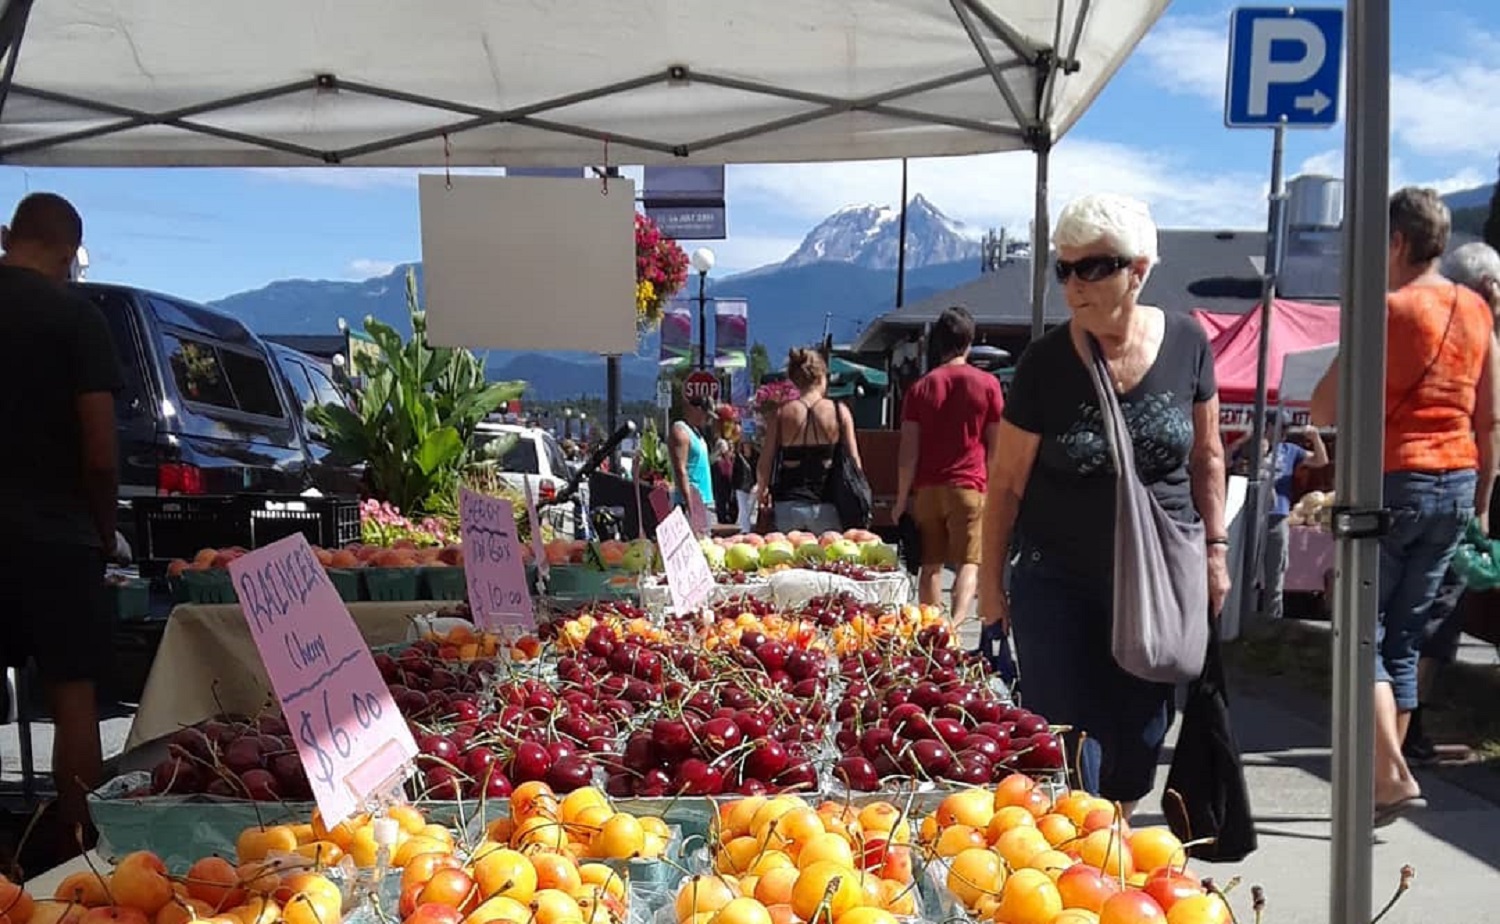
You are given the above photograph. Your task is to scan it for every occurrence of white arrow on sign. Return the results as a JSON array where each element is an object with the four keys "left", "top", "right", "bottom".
[{"left": 1295, "top": 89, "right": 1332, "bottom": 115}]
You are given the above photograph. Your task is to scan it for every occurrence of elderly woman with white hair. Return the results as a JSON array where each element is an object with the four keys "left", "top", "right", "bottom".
[
  {"left": 978, "top": 193, "right": 1228, "bottom": 813},
  {"left": 1445, "top": 241, "right": 1500, "bottom": 314}
]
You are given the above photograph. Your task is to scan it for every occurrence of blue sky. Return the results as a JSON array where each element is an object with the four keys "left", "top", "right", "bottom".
[{"left": 0, "top": 0, "right": 1495, "bottom": 307}]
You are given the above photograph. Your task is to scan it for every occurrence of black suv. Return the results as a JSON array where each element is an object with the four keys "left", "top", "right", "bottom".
[
  {"left": 267, "top": 343, "right": 366, "bottom": 496},
  {"left": 74, "top": 283, "right": 363, "bottom": 547}
]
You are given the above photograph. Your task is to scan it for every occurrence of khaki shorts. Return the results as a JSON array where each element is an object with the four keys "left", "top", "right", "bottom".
[{"left": 913, "top": 485, "right": 985, "bottom": 567}]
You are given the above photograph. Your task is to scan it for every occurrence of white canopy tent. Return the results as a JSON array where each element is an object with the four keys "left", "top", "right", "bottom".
[{"left": 0, "top": 0, "right": 1169, "bottom": 331}]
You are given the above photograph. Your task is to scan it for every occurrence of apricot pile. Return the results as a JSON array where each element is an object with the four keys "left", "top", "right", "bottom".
[
  {"left": 672, "top": 793, "right": 921, "bottom": 924},
  {"left": 400, "top": 783, "right": 642, "bottom": 924},
  {"left": 235, "top": 803, "right": 457, "bottom": 870},
  {"left": 479, "top": 782, "right": 669, "bottom": 861},
  {"left": 49, "top": 849, "right": 345, "bottom": 924},
  {"left": 924, "top": 779, "right": 1232, "bottom": 924}
]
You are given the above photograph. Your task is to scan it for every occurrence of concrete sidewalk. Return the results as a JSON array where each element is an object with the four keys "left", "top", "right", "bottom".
[
  {"left": 1131, "top": 680, "right": 1500, "bottom": 921},
  {"left": 949, "top": 600, "right": 1500, "bottom": 920}
]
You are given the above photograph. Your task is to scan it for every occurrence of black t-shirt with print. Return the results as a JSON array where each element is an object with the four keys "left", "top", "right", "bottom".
[{"left": 1004, "top": 311, "right": 1216, "bottom": 582}]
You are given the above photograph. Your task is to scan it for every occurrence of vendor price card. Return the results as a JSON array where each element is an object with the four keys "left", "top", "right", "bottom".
[
  {"left": 656, "top": 507, "right": 714, "bottom": 613},
  {"left": 459, "top": 488, "right": 535, "bottom": 637},
  {"left": 228, "top": 533, "right": 418, "bottom": 825}
]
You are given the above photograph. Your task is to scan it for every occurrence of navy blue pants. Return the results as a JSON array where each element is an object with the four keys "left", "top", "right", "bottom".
[
  {"left": 1008, "top": 545, "right": 1175, "bottom": 802},
  {"left": 974, "top": 621, "right": 1019, "bottom": 685}
]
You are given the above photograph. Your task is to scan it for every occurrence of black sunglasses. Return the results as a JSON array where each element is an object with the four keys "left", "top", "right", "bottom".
[{"left": 1054, "top": 254, "right": 1133, "bottom": 283}]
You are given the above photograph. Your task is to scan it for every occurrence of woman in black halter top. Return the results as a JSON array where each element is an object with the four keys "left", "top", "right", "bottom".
[{"left": 755, "top": 348, "right": 864, "bottom": 533}]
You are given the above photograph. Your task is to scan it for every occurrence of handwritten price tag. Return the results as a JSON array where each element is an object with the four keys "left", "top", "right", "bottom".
[
  {"left": 228, "top": 534, "right": 417, "bottom": 826},
  {"left": 655, "top": 507, "right": 715, "bottom": 612},
  {"left": 460, "top": 488, "right": 535, "bottom": 637}
]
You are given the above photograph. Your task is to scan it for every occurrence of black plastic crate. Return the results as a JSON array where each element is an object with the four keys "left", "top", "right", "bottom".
[
  {"left": 241, "top": 495, "right": 361, "bottom": 551},
  {"left": 133, "top": 496, "right": 246, "bottom": 575}
]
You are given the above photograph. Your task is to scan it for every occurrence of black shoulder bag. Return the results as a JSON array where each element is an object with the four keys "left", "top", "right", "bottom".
[{"left": 824, "top": 401, "right": 872, "bottom": 529}]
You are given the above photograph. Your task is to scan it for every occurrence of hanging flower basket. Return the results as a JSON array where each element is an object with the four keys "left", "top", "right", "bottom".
[
  {"left": 754, "top": 379, "right": 801, "bottom": 419},
  {"left": 635, "top": 212, "right": 689, "bottom": 330}
]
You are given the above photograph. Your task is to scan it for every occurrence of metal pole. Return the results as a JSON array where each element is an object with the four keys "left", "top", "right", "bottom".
[
  {"left": 606, "top": 355, "right": 621, "bottom": 470},
  {"left": 1237, "top": 122, "right": 1288, "bottom": 631},
  {"left": 1330, "top": 1, "right": 1388, "bottom": 920},
  {"left": 697, "top": 271, "right": 709, "bottom": 370},
  {"left": 896, "top": 158, "right": 910, "bottom": 308},
  {"left": 1030, "top": 143, "right": 1051, "bottom": 341}
]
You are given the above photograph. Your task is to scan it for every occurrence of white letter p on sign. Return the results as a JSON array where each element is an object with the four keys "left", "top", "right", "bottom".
[{"left": 1247, "top": 18, "right": 1326, "bottom": 117}]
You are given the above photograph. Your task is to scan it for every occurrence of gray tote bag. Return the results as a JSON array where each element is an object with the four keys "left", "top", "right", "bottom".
[{"left": 1086, "top": 337, "right": 1209, "bottom": 684}]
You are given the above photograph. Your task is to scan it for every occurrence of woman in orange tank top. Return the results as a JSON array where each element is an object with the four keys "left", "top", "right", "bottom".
[{"left": 1312, "top": 188, "right": 1500, "bottom": 827}]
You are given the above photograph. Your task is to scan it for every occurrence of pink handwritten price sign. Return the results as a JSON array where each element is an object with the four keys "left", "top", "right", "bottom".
[
  {"left": 655, "top": 507, "right": 715, "bottom": 612},
  {"left": 227, "top": 534, "right": 417, "bottom": 826},
  {"left": 459, "top": 488, "right": 535, "bottom": 637}
]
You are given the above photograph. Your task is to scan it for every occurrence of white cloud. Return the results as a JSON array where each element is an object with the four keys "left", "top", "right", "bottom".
[
  {"left": 728, "top": 141, "right": 1269, "bottom": 235},
  {"left": 1391, "top": 59, "right": 1500, "bottom": 159},
  {"left": 1135, "top": 15, "right": 1230, "bottom": 103},
  {"left": 347, "top": 258, "right": 399, "bottom": 279},
  {"left": 250, "top": 168, "right": 427, "bottom": 190},
  {"left": 1297, "top": 150, "right": 1488, "bottom": 197},
  {"left": 1137, "top": 13, "right": 1500, "bottom": 164},
  {"left": 1298, "top": 150, "right": 1343, "bottom": 178}
]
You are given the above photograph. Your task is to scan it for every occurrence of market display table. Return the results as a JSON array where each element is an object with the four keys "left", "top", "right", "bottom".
[
  {"left": 1284, "top": 525, "right": 1335, "bottom": 593},
  {"left": 640, "top": 569, "right": 913, "bottom": 611},
  {"left": 123, "top": 601, "right": 452, "bottom": 753}
]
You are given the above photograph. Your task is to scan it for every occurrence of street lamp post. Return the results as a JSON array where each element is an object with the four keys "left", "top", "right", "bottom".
[
  {"left": 563, "top": 407, "right": 573, "bottom": 440},
  {"left": 691, "top": 247, "right": 716, "bottom": 370}
]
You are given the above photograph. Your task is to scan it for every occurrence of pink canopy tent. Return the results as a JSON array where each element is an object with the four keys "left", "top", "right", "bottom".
[{"left": 1193, "top": 299, "right": 1341, "bottom": 406}]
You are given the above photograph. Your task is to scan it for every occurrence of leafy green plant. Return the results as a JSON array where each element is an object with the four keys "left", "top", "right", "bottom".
[
  {"left": 635, "top": 419, "right": 672, "bottom": 483},
  {"left": 309, "top": 268, "right": 523, "bottom": 513}
]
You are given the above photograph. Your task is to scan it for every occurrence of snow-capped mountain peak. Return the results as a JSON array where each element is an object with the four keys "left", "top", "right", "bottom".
[{"left": 781, "top": 194, "right": 981, "bottom": 270}]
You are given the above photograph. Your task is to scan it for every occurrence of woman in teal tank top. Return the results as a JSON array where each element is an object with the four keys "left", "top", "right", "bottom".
[{"left": 669, "top": 397, "right": 717, "bottom": 528}]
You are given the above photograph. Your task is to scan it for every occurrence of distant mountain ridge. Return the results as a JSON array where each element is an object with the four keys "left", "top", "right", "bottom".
[
  {"left": 205, "top": 183, "right": 1496, "bottom": 400},
  {"left": 207, "top": 197, "right": 987, "bottom": 400},
  {"left": 781, "top": 194, "right": 980, "bottom": 270}
]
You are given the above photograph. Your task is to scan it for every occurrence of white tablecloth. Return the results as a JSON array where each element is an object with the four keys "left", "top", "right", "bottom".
[{"left": 640, "top": 569, "right": 913, "bottom": 611}]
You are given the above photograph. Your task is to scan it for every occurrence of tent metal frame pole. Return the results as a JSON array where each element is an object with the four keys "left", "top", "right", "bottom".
[
  {"left": 1030, "top": 143, "right": 1051, "bottom": 339},
  {"left": 955, "top": 0, "right": 1045, "bottom": 64},
  {"left": 0, "top": 0, "right": 35, "bottom": 122},
  {"left": 0, "top": 64, "right": 1029, "bottom": 165},
  {"left": 950, "top": 0, "right": 1031, "bottom": 128},
  {"left": 1330, "top": 0, "right": 1389, "bottom": 920},
  {"left": 1237, "top": 122, "right": 1288, "bottom": 633},
  {"left": 1, "top": 80, "right": 330, "bottom": 160}
]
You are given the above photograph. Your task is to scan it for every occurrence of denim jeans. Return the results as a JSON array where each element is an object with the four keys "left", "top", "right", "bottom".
[
  {"left": 773, "top": 501, "right": 841, "bottom": 534},
  {"left": 1377, "top": 469, "right": 1475, "bottom": 710},
  {"left": 1260, "top": 515, "right": 1290, "bottom": 620},
  {"left": 1008, "top": 544, "right": 1175, "bottom": 802}
]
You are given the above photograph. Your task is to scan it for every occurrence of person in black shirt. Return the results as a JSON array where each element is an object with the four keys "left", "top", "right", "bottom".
[
  {"left": 0, "top": 192, "right": 120, "bottom": 856},
  {"left": 732, "top": 437, "right": 760, "bottom": 533},
  {"left": 977, "top": 193, "right": 1229, "bottom": 815}
]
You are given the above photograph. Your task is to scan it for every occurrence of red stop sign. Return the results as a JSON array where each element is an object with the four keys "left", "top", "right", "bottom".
[{"left": 682, "top": 370, "right": 721, "bottom": 403}]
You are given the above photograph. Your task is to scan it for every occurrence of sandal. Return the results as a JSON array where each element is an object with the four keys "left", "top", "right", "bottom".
[{"left": 1374, "top": 795, "right": 1427, "bottom": 828}]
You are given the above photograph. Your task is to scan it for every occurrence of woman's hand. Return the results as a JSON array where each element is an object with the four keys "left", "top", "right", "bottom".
[
  {"left": 1207, "top": 544, "right": 1232, "bottom": 617},
  {"left": 978, "top": 586, "right": 1010, "bottom": 633}
]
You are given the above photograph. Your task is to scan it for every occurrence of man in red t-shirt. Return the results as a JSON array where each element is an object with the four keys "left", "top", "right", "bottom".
[{"left": 892, "top": 306, "right": 1004, "bottom": 622}]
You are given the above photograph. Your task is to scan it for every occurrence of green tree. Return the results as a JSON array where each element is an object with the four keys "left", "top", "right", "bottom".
[
  {"left": 310, "top": 269, "right": 523, "bottom": 513},
  {"left": 749, "top": 342, "right": 772, "bottom": 387}
]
